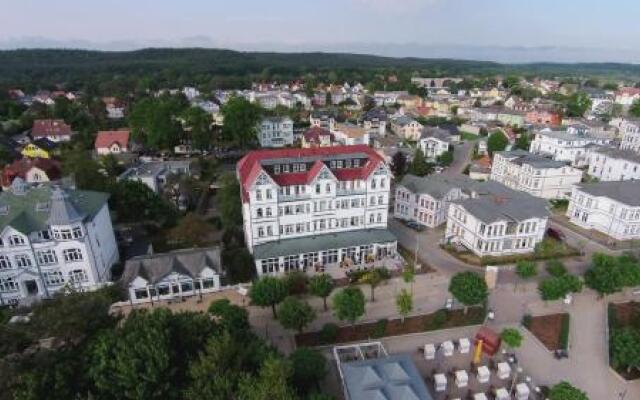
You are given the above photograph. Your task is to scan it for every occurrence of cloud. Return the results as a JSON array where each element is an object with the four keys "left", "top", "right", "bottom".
[{"left": 352, "top": 0, "right": 443, "bottom": 12}]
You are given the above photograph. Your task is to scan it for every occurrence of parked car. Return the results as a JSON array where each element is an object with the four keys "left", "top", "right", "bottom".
[
  {"left": 546, "top": 227, "right": 565, "bottom": 241},
  {"left": 405, "top": 220, "right": 426, "bottom": 232}
]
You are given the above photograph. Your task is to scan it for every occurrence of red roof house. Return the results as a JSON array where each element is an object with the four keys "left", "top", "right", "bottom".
[
  {"left": 95, "top": 130, "right": 131, "bottom": 155},
  {"left": 1, "top": 158, "right": 62, "bottom": 188},
  {"left": 31, "top": 119, "right": 73, "bottom": 142},
  {"left": 302, "top": 127, "right": 335, "bottom": 148}
]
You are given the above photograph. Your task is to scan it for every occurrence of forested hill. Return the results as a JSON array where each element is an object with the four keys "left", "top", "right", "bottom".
[{"left": 1, "top": 48, "right": 639, "bottom": 91}]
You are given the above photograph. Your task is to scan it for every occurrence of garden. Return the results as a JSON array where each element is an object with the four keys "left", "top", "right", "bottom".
[
  {"left": 522, "top": 313, "right": 570, "bottom": 351},
  {"left": 608, "top": 301, "right": 640, "bottom": 380}
]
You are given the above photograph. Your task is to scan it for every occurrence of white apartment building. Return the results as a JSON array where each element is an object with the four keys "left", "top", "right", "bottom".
[
  {"left": 332, "top": 123, "right": 370, "bottom": 146},
  {"left": 586, "top": 146, "right": 640, "bottom": 181},
  {"left": 360, "top": 108, "right": 387, "bottom": 137},
  {"left": 620, "top": 119, "right": 640, "bottom": 152},
  {"left": 0, "top": 180, "right": 119, "bottom": 305},
  {"left": 121, "top": 247, "right": 222, "bottom": 304},
  {"left": 390, "top": 116, "right": 423, "bottom": 141},
  {"left": 257, "top": 116, "right": 294, "bottom": 148},
  {"left": 418, "top": 127, "right": 453, "bottom": 160},
  {"left": 567, "top": 181, "right": 640, "bottom": 241},
  {"left": 394, "top": 174, "right": 478, "bottom": 228},
  {"left": 490, "top": 150, "right": 582, "bottom": 199},
  {"left": 529, "top": 129, "right": 611, "bottom": 167},
  {"left": 445, "top": 184, "right": 549, "bottom": 257},
  {"left": 310, "top": 111, "right": 336, "bottom": 131},
  {"left": 374, "top": 91, "right": 408, "bottom": 107},
  {"left": 237, "top": 145, "right": 397, "bottom": 276}
]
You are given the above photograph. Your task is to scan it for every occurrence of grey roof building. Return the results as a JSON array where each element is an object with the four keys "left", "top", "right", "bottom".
[
  {"left": 575, "top": 181, "right": 640, "bottom": 207},
  {"left": 455, "top": 185, "right": 549, "bottom": 223},
  {"left": 340, "top": 353, "right": 433, "bottom": 400},
  {"left": 399, "top": 174, "right": 478, "bottom": 200},
  {"left": 495, "top": 149, "right": 568, "bottom": 169}
]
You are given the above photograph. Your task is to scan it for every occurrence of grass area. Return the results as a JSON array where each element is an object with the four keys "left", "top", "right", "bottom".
[
  {"left": 296, "top": 307, "right": 486, "bottom": 347},
  {"left": 549, "top": 199, "right": 569, "bottom": 214},
  {"left": 461, "top": 131, "right": 480, "bottom": 141},
  {"left": 522, "top": 313, "right": 570, "bottom": 351},
  {"left": 442, "top": 238, "right": 580, "bottom": 266}
]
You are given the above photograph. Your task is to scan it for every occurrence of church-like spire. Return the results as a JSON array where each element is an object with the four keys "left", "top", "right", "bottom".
[{"left": 47, "top": 186, "right": 84, "bottom": 225}]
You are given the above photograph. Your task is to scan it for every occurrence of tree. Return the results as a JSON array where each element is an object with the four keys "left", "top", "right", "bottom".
[
  {"left": 408, "top": 148, "right": 433, "bottom": 177},
  {"left": 221, "top": 96, "right": 262, "bottom": 148},
  {"left": 516, "top": 261, "right": 537, "bottom": 279},
  {"left": 309, "top": 274, "right": 334, "bottom": 311},
  {"left": 249, "top": 276, "right": 288, "bottom": 318},
  {"left": 238, "top": 357, "right": 297, "bottom": 400},
  {"left": 208, "top": 299, "right": 250, "bottom": 336},
  {"left": 166, "top": 213, "right": 213, "bottom": 247},
  {"left": 610, "top": 328, "right": 640, "bottom": 372},
  {"left": 436, "top": 150, "right": 454, "bottom": 166},
  {"left": 128, "top": 95, "right": 185, "bottom": 149},
  {"left": 277, "top": 297, "right": 316, "bottom": 333},
  {"left": 514, "top": 132, "right": 531, "bottom": 151},
  {"left": 61, "top": 148, "right": 111, "bottom": 192},
  {"left": 359, "top": 268, "right": 389, "bottom": 302},
  {"left": 183, "top": 106, "right": 213, "bottom": 151},
  {"left": 396, "top": 289, "right": 413, "bottom": 324},
  {"left": 222, "top": 247, "right": 256, "bottom": 284},
  {"left": 217, "top": 173, "right": 243, "bottom": 229},
  {"left": 109, "top": 180, "right": 177, "bottom": 224},
  {"left": 289, "top": 348, "right": 328, "bottom": 395},
  {"left": 402, "top": 264, "right": 415, "bottom": 294},
  {"left": 390, "top": 151, "right": 407, "bottom": 177},
  {"left": 585, "top": 253, "right": 640, "bottom": 296},
  {"left": 332, "top": 287, "right": 366, "bottom": 326},
  {"left": 448, "top": 272, "right": 488, "bottom": 312},
  {"left": 629, "top": 99, "right": 640, "bottom": 118},
  {"left": 500, "top": 328, "right": 523, "bottom": 349},
  {"left": 546, "top": 260, "right": 568, "bottom": 277},
  {"left": 487, "top": 131, "right": 508, "bottom": 155},
  {"left": 564, "top": 91, "right": 592, "bottom": 117},
  {"left": 538, "top": 275, "right": 583, "bottom": 301},
  {"left": 548, "top": 381, "right": 588, "bottom": 400}
]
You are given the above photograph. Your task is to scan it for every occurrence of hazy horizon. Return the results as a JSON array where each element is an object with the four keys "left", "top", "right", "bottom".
[{"left": 2, "top": 0, "right": 640, "bottom": 63}]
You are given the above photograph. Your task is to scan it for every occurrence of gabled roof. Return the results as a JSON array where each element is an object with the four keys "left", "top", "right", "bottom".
[
  {"left": 303, "top": 126, "right": 334, "bottom": 143},
  {"left": 31, "top": 119, "right": 72, "bottom": 138},
  {"left": 121, "top": 247, "right": 222, "bottom": 286},
  {"left": 95, "top": 130, "right": 130, "bottom": 150},
  {"left": 1, "top": 157, "right": 62, "bottom": 187},
  {"left": 576, "top": 181, "right": 640, "bottom": 206}
]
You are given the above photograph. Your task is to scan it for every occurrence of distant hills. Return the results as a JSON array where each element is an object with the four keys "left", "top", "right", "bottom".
[{"left": 1, "top": 48, "right": 639, "bottom": 88}]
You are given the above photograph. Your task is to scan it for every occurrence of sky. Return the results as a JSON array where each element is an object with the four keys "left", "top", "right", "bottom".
[{"left": 1, "top": 0, "right": 640, "bottom": 63}]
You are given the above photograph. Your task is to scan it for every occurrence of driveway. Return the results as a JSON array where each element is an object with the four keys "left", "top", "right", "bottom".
[{"left": 444, "top": 141, "right": 474, "bottom": 176}]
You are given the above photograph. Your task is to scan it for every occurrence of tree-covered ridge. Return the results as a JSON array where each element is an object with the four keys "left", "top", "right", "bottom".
[{"left": 2, "top": 48, "right": 640, "bottom": 90}]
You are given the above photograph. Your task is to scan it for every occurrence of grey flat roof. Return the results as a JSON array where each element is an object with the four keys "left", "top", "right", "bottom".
[
  {"left": 497, "top": 150, "right": 569, "bottom": 169},
  {"left": 341, "top": 354, "right": 433, "bottom": 400},
  {"left": 537, "top": 130, "right": 607, "bottom": 142},
  {"left": 576, "top": 181, "right": 640, "bottom": 206},
  {"left": 590, "top": 145, "right": 640, "bottom": 164},
  {"left": 253, "top": 229, "right": 396, "bottom": 259},
  {"left": 399, "top": 173, "right": 478, "bottom": 199}
]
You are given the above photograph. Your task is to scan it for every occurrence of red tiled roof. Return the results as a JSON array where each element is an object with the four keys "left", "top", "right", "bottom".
[
  {"left": 303, "top": 126, "right": 334, "bottom": 143},
  {"left": 618, "top": 87, "right": 640, "bottom": 96},
  {"left": 95, "top": 130, "right": 130, "bottom": 150},
  {"left": 31, "top": 119, "right": 72, "bottom": 138},
  {"left": 237, "top": 145, "right": 384, "bottom": 203},
  {"left": 1, "top": 157, "right": 62, "bottom": 187}
]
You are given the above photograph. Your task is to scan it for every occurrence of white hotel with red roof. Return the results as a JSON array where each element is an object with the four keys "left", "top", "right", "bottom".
[{"left": 237, "top": 145, "right": 397, "bottom": 276}]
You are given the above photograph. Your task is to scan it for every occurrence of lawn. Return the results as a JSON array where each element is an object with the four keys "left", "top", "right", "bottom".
[
  {"left": 295, "top": 307, "right": 486, "bottom": 347},
  {"left": 460, "top": 131, "right": 480, "bottom": 141},
  {"left": 523, "top": 313, "right": 569, "bottom": 351}
]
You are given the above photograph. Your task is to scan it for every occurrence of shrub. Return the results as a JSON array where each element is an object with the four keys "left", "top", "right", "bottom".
[
  {"left": 371, "top": 319, "right": 388, "bottom": 338},
  {"left": 516, "top": 261, "right": 537, "bottom": 279},
  {"left": 546, "top": 260, "right": 567, "bottom": 277},
  {"left": 538, "top": 275, "right": 583, "bottom": 301},
  {"left": 284, "top": 271, "right": 309, "bottom": 296},
  {"left": 319, "top": 323, "right": 339, "bottom": 345},
  {"left": 521, "top": 314, "right": 532, "bottom": 328},
  {"left": 559, "top": 314, "right": 570, "bottom": 350},
  {"left": 427, "top": 309, "right": 448, "bottom": 330}
]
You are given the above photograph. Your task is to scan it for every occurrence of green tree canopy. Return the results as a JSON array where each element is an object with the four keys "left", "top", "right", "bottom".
[
  {"left": 538, "top": 275, "right": 583, "bottom": 301},
  {"left": 277, "top": 297, "right": 316, "bottom": 333},
  {"left": 396, "top": 289, "right": 413, "bottom": 324},
  {"left": 610, "top": 328, "right": 640, "bottom": 372},
  {"left": 332, "top": 287, "right": 366, "bottom": 325},
  {"left": 448, "top": 272, "right": 488, "bottom": 308},
  {"left": 217, "top": 173, "right": 243, "bottom": 229},
  {"left": 309, "top": 274, "right": 335, "bottom": 311},
  {"left": 182, "top": 106, "right": 213, "bottom": 151},
  {"left": 500, "top": 328, "right": 523, "bottom": 349},
  {"left": 249, "top": 276, "right": 289, "bottom": 318},
  {"left": 358, "top": 268, "right": 389, "bottom": 302},
  {"left": 408, "top": 148, "right": 433, "bottom": 177},
  {"left": 128, "top": 95, "right": 186, "bottom": 149},
  {"left": 548, "top": 381, "right": 589, "bottom": 400},
  {"left": 221, "top": 96, "right": 262, "bottom": 148},
  {"left": 289, "top": 348, "right": 328, "bottom": 395},
  {"left": 585, "top": 253, "right": 640, "bottom": 296},
  {"left": 629, "top": 98, "right": 640, "bottom": 118},
  {"left": 516, "top": 261, "right": 537, "bottom": 279},
  {"left": 564, "top": 91, "right": 592, "bottom": 117},
  {"left": 237, "top": 357, "right": 298, "bottom": 400},
  {"left": 487, "top": 131, "right": 508, "bottom": 155},
  {"left": 208, "top": 299, "right": 250, "bottom": 337}
]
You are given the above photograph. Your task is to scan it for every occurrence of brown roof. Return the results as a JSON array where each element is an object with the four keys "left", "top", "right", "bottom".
[{"left": 31, "top": 119, "right": 72, "bottom": 138}]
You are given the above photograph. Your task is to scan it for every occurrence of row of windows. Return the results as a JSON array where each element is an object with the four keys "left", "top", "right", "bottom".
[
  {"left": 133, "top": 278, "right": 217, "bottom": 299},
  {"left": 256, "top": 214, "right": 385, "bottom": 239},
  {"left": 0, "top": 249, "right": 83, "bottom": 270},
  {"left": 255, "top": 178, "right": 386, "bottom": 201},
  {"left": 256, "top": 196, "right": 386, "bottom": 219},
  {"left": 0, "top": 269, "right": 88, "bottom": 293}
]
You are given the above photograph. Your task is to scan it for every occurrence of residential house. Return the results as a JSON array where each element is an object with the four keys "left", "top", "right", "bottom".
[
  {"left": 374, "top": 91, "right": 408, "bottom": 107},
  {"left": 31, "top": 119, "right": 74, "bottom": 143},
  {"left": 94, "top": 130, "right": 131, "bottom": 155},
  {"left": 529, "top": 129, "right": 611, "bottom": 167},
  {"left": 102, "top": 97, "right": 126, "bottom": 119},
  {"left": 360, "top": 108, "right": 387, "bottom": 137},
  {"left": 390, "top": 116, "right": 423, "bottom": 141},
  {"left": 586, "top": 146, "right": 640, "bottom": 181},
  {"left": 469, "top": 156, "right": 492, "bottom": 181},
  {"left": 258, "top": 117, "right": 294, "bottom": 148},
  {"left": 0, "top": 181, "right": 119, "bottom": 304},
  {"left": 1, "top": 158, "right": 62, "bottom": 188},
  {"left": 525, "top": 108, "right": 562, "bottom": 126},
  {"left": 394, "top": 174, "right": 478, "bottom": 228},
  {"left": 21, "top": 142, "right": 52, "bottom": 159},
  {"left": 615, "top": 87, "right": 640, "bottom": 106},
  {"left": 620, "top": 119, "right": 640, "bottom": 152},
  {"left": 302, "top": 127, "right": 335, "bottom": 148},
  {"left": 118, "top": 160, "right": 196, "bottom": 194},
  {"left": 445, "top": 184, "right": 550, "bottom": 257},
  {"left": 332, "top": 124, "right": 370, "bottom": 146},
  {"left": 567, "top": 181, "right": 640, "bottom": 241},
  {"left": 418, "top": 127, "right": 452, "bottom": 160},
  {"left": 310, "top": 110, "right": 336, "bottom": 131},
  {"left": 121, "top": 247, "right": 222, "bottom": 304},
  {"left": 237, "top": 145, "right": 396, "bottom": 276},
  {"left": 490, "top": 150, "right": 582, "bottom": 199}
]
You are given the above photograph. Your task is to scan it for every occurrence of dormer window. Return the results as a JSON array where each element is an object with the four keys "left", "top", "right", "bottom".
[
  {"left": 9, "top": 235, "right": 25, "bottom": 246},
  {"left": 299, "top": 163, "right": 307, "bottom": 172},
  {"left": 274, "top": 165, "right": 280, "bottom": 174},
  {"left": 72, "top": 226, "right": 83, "bottom": 239},
  {"left": 354, "top": 159, "right": 361, "bottom": 167},
  {"left": 53, "top": 228, "right": 73, "bottom": 240},
  {"left": 337, "top": 160, "right": 343, "bottom": 168},
  {"left": 283, "top": 164, "right": 290, "bottom": 173}
]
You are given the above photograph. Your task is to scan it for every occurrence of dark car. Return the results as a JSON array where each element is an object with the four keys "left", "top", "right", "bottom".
[
  {"left": 546, "top": 227, "right": 566, "bottom": 241},
  {"left": 405, "top": 220, "right": 426, "bottom": 232}
]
